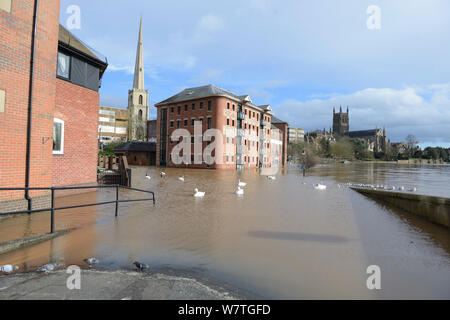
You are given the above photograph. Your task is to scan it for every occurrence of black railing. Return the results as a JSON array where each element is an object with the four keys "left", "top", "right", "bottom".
[{"left": 0, "top": 185, "right": 155, "bottom": 233}]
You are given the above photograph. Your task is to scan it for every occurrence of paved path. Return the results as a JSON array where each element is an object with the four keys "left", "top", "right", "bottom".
[{"left": 0, "top": 270, "right": 238, "bottom": 300}]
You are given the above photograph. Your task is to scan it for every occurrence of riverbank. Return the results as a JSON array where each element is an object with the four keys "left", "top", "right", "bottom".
[{"left": 0, "top": 269, "right": 241, "bottom": 300}]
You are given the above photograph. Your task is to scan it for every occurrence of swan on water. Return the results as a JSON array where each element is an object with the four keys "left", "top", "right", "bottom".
[
  {"left": 160, "top": 172, "right": 166, "bottom": 177},
  {"left": 236, "top": 186, "right": 244, "bottom": 195},
  {"left": 238, "top": 179, "right": 247, "bottom": 187},
  {"left": 193, "top": 188, "right": 205, "bottom": 197},
  {"left": 178, "top": 175, "right": 185, "bottom": 181},
  {"left": 313, "top": 183, "right": 327, "bottom": 190}
]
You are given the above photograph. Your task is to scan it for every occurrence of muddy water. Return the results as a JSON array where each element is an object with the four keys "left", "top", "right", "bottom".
[{"left": 0, "top": 163, "right": 449, "bottom": 299}]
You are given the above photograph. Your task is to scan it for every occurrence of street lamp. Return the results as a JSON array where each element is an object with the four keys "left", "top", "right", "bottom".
[{"left": 301, "top": 150, "right": 306, "bottom": 177}]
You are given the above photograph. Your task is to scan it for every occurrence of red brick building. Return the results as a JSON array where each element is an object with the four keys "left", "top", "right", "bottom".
[
  {"left": 154, "top": 85, "right": 287, "bottom": 170},
  {"left": 0, "top": 0, "right": 107, "bottom": 211}
]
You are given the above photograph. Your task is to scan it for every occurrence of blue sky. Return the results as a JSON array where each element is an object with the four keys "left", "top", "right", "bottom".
[{"left": 60, "top": 0, "right": 450, "bottom": 147}]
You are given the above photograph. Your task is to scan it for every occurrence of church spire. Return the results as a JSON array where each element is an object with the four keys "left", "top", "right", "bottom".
[{"left": 133, "top": 17, "right": 144, "bottom": 90}]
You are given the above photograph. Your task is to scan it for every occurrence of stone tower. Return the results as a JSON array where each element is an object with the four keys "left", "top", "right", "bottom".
[
  {"left": 127, "top": 18, "right": 148, "bottom": 141},
  {"left": 332, "top": 106, "right": 349, "bottom": 135}
]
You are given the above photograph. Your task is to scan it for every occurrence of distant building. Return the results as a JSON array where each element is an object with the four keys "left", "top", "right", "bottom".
[
  {"left": 288, "top": 127, "right": 305, "bottom": 143},
  {"left": 332, "top": 107, "right": 387, "bottom": 153},
  {"left": 98, "top": 106, "right": 128, "bottom": 143},
  {"left": 305, "top": 129, "right": 335, "bottom": 146},
  {"left": 271, "top": 116, "right": 289, "bottom": 166},
  {"left": 114, "top": 141, "right": 156, "bottom": 166},
  {"left": 147, "top": 120, "right": 157, "bottom": 143},
  {"left": 154, "top": 84, "right": 284, "bottom": 169}
]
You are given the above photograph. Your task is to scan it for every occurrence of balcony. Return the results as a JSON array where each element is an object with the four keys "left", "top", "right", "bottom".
[
  {"left": 237, "top": 128, "right": 245, "bottom": 137},
  {"left": 237, "top": 112, "right": 245, "bottom": 120},
  {"left": 259, "top": 132, "right": 266, "bottom": 141},
  {"left": 236, "top": 145, "right": 246, "bottom": 154},
  {"left": 261, "top": 120, "right": 268, "bottom": 126}
]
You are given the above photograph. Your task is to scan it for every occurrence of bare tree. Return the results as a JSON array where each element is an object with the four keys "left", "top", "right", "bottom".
[{"left": 405, "top": 134, "right": 418, "bottom": 158}]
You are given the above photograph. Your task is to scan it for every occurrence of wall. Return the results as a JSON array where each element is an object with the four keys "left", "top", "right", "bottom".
[
  {"left": 53, "top": 79, "right": 99, "bottom": 186},
  {"left": 0, "top": 0, "right": 60, "bottom": 203}
]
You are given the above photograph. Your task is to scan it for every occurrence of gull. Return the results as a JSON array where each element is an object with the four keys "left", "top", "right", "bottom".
[
  {"left": 398, "top": 186, "right": 405, "bottom": 191},
  {"left": 193, "top": 188, "right": 205, "bottom": 197},
  {"left": 178, "top": 175, "right": 185, "bottom": 181},
  {"left": 133, "top": 261, "right": 149, "bottom": 271},
  {"left": 83, "top": 258, "right": 99, "bottom": 268},
  {"left": 313, "top": 183, "right": 327, "bottom": 190},
  {"left": 238, "top": 179, "right": 247, "bottom": 187},
  {"left": 0, "top": 265, "right": 19, "bottom": 274},
  {"left": 36, "top": 263, "right": 60, "bottom": 274},
  {"left": 235, "top": 186, "right": 244, "bottom": 195},
  {"left": 408, "top": 187, "right": 417, "bottom": 192}
]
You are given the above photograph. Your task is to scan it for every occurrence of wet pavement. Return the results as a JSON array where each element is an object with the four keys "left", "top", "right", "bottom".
[{"left": 0, "top": 163, "right": 449, "bottom": 299}]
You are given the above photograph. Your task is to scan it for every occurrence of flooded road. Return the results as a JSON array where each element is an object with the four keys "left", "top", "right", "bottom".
[{"left": 1, "top": 163, "right": 449, "bottom": 299}]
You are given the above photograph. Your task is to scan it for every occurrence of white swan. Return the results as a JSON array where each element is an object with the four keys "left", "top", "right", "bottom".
[
  {"left": 235, "top": 186, "right": 244, "bottom": 195},
  {"left": 398, "top": 186, "right": 405, "bottom": 191},
  {"left": 267, "top": 176, "right": 276, "bottom": 180},
  {"left": 145, "top": 172, "right": 151, "bottom": 180},
  {"left": 238, "top": 179, "right": 247, "bottom": 187},
  {"left": 160, "top": 172, "right": 166, "bottom": 177},
  {"left": 178, "top": 175, "right": 185, "bottom": 181},
  {"left": 313, "top": 183, "right": 327, "bottom": 190},
  {"left": 408, "top": 187, "right": 417, "bottom": 192},
  {"left": 193, "top": 188, "right": 205, "bottom": 197}
]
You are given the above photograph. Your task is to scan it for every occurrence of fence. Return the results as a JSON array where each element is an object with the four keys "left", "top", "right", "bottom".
[{"left": 0, "top": 185, "right": 155, "bottom": 234}]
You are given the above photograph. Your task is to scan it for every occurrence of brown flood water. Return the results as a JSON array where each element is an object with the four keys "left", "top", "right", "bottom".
[{"left": 0, "top": 162, "right": 449, "bottom": 299}]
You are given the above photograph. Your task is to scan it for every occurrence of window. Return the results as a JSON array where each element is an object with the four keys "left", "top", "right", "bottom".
[
  {"left": 191, "top": 118, "right": 195, "bottom": 126},
  {"left": 184, "top": 104, "right": 188, "bottom": 112},
  {"left": 208, "top": 100, "right": 212, "bottom": 111},
  {"left": 170, "top": 106, "right": 174, "bottom": 113},
  {"left": 57, "top": 52, "right": 70, "bottom": 79},
  {"left": 191, "top": 136, "right": 195, "bottom": 144},
  {"left": 227, "top": 118, "right": 230, "bottom": 126},
  {"left": 192, "top": 103, "right": 195, "bottom": 111},
  {"left": 138, "top": 109, "right": 143, "bottom": 120},
  {"left": 170, "top": 120, "right": 174, "bottom": 128},
  {"left": 177, "top": 120, "right": 180, "bottom": 128},
  {"left": 200, "top": 102, "right": 203, "bottom": 109},
  {"left": 207, "top": 118, "right": 212, "bottom": 129},
  {"left": 177, "top": 106, "right": 181, "bottom": 115},
  {"left": 232, "top": 104, "right": 235, "bottom": 111},
  {"left": 232, "top": 120, "right": 235, "bottom": 127},
  {"left": 53, "top": 118, "right": 64, "bottom": 155},
  {"left": 139, "top": 95, "right": 143, "bottom": 105},
  {"left": 184, "top": 119, "right": 188, "bottom": 127}
]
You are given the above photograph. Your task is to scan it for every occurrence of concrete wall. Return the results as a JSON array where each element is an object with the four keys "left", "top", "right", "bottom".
[{"left": 351, "top": 187, "right": 450, "bottom": 228}]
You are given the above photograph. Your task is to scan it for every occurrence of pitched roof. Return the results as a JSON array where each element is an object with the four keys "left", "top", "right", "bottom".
[
  {"left": 114, "top": 141, "right": 156, "bottom": 152},
  {"left": 58, "top": 24, "right": 107, "bottom": 65},
  {"left": 271, "top": 115, "right": 288, "bottom": 124},
  {"left": 346, "top": 129, "right": 381, "bottom": 138},
  {"left": 155, "top": 84, "right": 269, "bottom": 112}
]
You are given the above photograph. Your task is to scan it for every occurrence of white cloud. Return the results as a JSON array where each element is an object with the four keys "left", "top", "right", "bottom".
[
  {"left": 197, "top": 14, "right": 224, "bottom": 32},
  {"left": 273, "top": 83, "right": 450, "bottom": 144}
]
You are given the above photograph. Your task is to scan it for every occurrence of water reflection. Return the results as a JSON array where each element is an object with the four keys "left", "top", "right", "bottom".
[{"left": 0, "top": 163, "right": 449, "bottom": 299}]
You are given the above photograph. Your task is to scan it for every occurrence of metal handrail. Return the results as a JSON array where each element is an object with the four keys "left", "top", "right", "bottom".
[{"left": 0, "top": 185, "right": 155, "bottom": 233}]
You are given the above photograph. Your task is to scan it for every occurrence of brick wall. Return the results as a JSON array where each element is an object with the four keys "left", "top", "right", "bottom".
[
  {"left": 0, "top": 0, "right": 60, "bottom": 202},
  {"left": 53, "top": 79, "right": 99, "bottom": 187}
]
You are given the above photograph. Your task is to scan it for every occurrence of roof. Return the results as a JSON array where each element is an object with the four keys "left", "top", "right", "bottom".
[
  {"left": 155, "top": 84, "right": 269, "bottom": 112},
  {"left": 346, "top": 129, "right": 381, "bottom": 138},
  {"left": 271, "top": 115, "right": 288, "bottom": 124},
  {"left": 114, "top": 141, "right": 156, "bottom": 153},
  {"left": 58, "top": 24, "right": 107, "bottom": 66}
]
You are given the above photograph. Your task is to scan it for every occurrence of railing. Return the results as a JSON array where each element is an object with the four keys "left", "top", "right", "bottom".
[{"left": 0, "top": 185, "right": 155, "bottom": 234}]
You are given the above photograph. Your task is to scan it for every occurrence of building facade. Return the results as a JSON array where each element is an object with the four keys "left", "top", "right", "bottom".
[
  {"left": 127, "top": 18, "right": 148, "bottom": 141},
  {"left": 332, "top": 107, "right": 388, "bottom": 153},
  {"left": 0, "top": 0, "right": 107, "bottom": 210},
  {"left": 288, "top": 127, "right": 305, "bottom": 143},
  {"left": 154, "top": 85, "right": 286, "bottom": 170},
  {"left": 98, "top": 106, "right": 128, "bottom": 143}
]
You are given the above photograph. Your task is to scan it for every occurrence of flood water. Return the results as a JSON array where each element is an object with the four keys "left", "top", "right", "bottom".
[{"left": 1, "top": 162, "right": 449, "bottom": 299}]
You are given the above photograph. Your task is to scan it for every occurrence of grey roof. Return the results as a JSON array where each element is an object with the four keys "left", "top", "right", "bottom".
[
  {"left": 271, "top": 115, "right": 287, "bottom": 124},
  {"left": 114, "top": 141, "right": 156, "bottom": 152},
  {"left": 345, "top": 129, "right": 381, "bottom": 138},
  {"left": 155, "top": 84, "right": 266, "bottom": 111}
]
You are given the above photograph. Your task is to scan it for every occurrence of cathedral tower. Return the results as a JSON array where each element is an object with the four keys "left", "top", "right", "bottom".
[
  {"left": 332, "top": 106, "right": 349, "bottom": 135},
  {"left": 127, "top": 18, "right": 148, "bottom": 141}
]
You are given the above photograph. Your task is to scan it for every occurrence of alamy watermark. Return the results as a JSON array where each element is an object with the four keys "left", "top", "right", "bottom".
[
  {"left": 366, "top": 265, "right": 381, "bottom": 290},
  {"left": 66, "top": 5, "right": 81, "bottom": 30},
  {"left": 366, "top": 5, "right": 381, "bottom": 30}
]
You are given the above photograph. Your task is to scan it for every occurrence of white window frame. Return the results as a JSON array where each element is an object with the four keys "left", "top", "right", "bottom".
[{"left": 53, "top": 118, "right": 65, "bottom": 155}]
